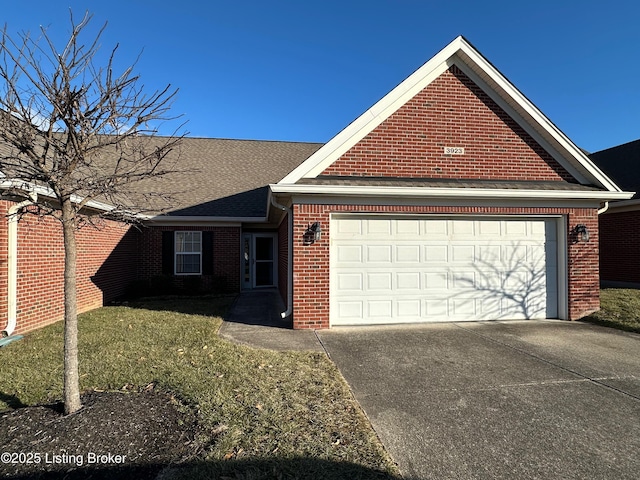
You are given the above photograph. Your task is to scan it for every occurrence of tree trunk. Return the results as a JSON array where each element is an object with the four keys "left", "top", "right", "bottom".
[{"left": 61, "top": 198, "right": 81, "bottom": 415}]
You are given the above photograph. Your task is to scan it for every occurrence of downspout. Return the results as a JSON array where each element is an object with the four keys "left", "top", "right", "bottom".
[
  {"left": 597, "top": 201, "right": 609, "bottom": 215},
  {"left": 3, "top": 193, "right": 38, "bottom": 337},
  {"left": 270, "top": 195, "right": 293, "bottom": 319}
]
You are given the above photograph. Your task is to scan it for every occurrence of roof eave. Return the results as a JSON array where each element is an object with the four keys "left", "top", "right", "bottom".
[
  {"left": 270, "top": 183, "right": 634, "bottom": 202},
  {"left": 141, "top": 215, "right": 267, "bottom": 226}
]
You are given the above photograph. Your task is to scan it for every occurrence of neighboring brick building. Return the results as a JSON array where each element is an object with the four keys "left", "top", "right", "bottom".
[
  {"left": 0, "top": 36, "right": 631, "bottom": 335},
  {"left": 589, "top": 139, "right": 640, "bottom": 285}
]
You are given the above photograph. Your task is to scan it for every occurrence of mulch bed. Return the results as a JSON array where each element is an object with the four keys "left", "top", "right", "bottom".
[{"left": 0, "top": 388, "right": 199, "bottom": 479}]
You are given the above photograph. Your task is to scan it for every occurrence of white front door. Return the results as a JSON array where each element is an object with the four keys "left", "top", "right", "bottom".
[
  {"left": 242, "top": 233, "right": 277, "bottom": 289},
  {"left": 331, "top": 215, "right": 559, "bottom": 326}
]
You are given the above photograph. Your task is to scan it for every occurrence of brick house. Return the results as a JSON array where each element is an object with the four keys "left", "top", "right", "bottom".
[
  {"left": 1, "top": 36, "right": 631, "bottom": 335},
  {"left": 589, "top": 140, "right": 640, "bottom": 285}
]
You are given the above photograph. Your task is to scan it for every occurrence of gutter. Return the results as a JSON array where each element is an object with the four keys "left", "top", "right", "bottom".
[
  {"left": 270, "top": 195, "right": 293, "bottom": 319},
  {"left": 597, "top": 201, "right": 609, "bottom": 215},
  {"left": 270, "top": 183, "right": 634, "bottom": 201},
  {"left": 3, "top": 192, "right": 38, "bottom": 337}
]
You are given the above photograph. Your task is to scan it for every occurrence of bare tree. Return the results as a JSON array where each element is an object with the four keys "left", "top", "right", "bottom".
[{"left": 0, "top": 11, "right": 185, "bottom": 414}]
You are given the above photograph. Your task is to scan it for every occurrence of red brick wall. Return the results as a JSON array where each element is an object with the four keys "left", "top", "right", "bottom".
[
  {"left": 138, "top": 225, "right": 241, "bottom": 293},
  {"left": 0, "top": 201, "right": 9, "bottom": 330},
  {"left": 599, "top": 211, "right": 640, "bottom": 283},
  {"left": 322, "top": 66, "right": 573, "bottom": 182},
  {"left": 0, "top": 200, "right": 138, "bottom": 334},
  {"left": 292, "top": 204, "right": 599, "bottom": 329}
]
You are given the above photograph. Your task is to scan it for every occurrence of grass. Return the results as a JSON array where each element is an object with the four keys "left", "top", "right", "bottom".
[
  {"left": 584, "top": 288, "right": 640, "bottom": 333},
  {"left": 0, "top": 295, "right": 400, "bottom": 479}
]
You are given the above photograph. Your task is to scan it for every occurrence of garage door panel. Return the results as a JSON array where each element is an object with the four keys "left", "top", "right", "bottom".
[
  {"left": 367, "top": 272, "right": 392, "bottom": 290},
  {"left": 331, "top": 216, "right": 558, "bottom": 325},
  {"left": 452, "top": 245, "right": 475, "bottom": 262},
  {"left": 337, "top": 272, "right": 363, "bottom": 291},
  {"left": 425, "top": 299, "right": 448, "bottom": 316},
  {"left": 367, "top": 245, "right": 392, "bottom": 263},
  {"left": 397, "top": 299, "right": 421, "bottom": 317},
  {"left": 396, "top": 244, "right": 420, "bottom": 262},
  {"left": 397, "top": 272, "right": 421, "bottom": 290},
  {"left": 366, "top": 219, "right": 391, "bottom": 235},
  {"left": 336, "top": 219, "right": 363, "bottom": 236},
  {"left": 337, "top": 301, "right": 363, "bottom": 319},
  {"left": 336, "top": 245, "right": 362, "bottom": 262},
  {"left": 425, "top": 245, "right": 448, "bottom": 262},
  {"left": 452, "top": 298, "right": 477, "bottom": 316},
  {"left": 368, "top": 300, "right": 392, "bottom": 317},
  {"left": 425, "top": 272, "right": 448, "bottom": 289},
  {"left": 395, "top": 219, "right": 421, "bottom": 236}
]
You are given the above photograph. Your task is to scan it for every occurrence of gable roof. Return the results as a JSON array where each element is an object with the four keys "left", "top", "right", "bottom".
[
  {"left": 589, "top": 139, "right": 640, "bottom": 199},
  {"left": 275, "top": 36, "right": 626, "bottom": 199}
]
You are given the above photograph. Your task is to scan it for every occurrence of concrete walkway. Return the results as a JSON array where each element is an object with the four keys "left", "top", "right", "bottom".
[{"left": 219, "top": 289, "right": 324, "bottom": 352}]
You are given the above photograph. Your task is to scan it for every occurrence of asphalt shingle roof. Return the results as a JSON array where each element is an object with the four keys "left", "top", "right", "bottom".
[
  {"left": 135, "top": 137, "right": 323, "bottom": 217},
  {"left": 589, "top": 139, "right": 640, "bottom": 199}
]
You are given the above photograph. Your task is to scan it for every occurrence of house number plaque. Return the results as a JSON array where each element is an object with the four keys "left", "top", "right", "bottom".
[{"left": 444, "top": 146, "right": 465, "bottom": 155}]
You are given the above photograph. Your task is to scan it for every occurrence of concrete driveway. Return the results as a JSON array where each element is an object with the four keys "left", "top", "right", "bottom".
[{"left": 316, "top": 321, "right": 640, "bottom": 480}]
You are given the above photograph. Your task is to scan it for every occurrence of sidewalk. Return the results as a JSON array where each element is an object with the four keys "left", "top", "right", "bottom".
[{"left": 219, "top": 289, "right": 324, "bottom": 352}]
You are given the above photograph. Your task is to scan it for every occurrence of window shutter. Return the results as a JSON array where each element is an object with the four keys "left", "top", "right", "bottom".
[
  {"left": 162, "top": 231, "right": 174, "bottom": 275},
  {"left": 202, "top": 231, "right": 213, "bottom": 275}
]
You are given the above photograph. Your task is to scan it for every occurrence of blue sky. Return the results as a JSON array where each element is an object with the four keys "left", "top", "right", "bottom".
[{"left": 2, "top": 0, "right": 639, "bottom": 153}]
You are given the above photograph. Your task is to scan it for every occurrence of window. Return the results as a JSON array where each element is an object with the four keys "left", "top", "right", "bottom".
[{"left": 175, "top": 231, "right": 202, "bottom": 275}]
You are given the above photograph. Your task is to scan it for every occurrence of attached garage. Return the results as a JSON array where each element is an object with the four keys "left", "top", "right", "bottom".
[
  {"left": 270, "top": 37, "right": 630, "bottom": 329},
  {"left": 331, "top": 215, "right": 562, "bottom": 325}
]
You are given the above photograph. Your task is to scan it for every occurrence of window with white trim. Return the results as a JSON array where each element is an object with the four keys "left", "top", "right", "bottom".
[{"left": 175, "top": 231, "right": 202, "bottom": 275}]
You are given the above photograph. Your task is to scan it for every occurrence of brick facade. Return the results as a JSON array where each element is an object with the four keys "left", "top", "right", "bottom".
[
  {"left": 0, "top": 199, "right": 138, "bottom": 334},
  {"left": 0, "top": 203, "right": 243, "bottom": 334},
  {"left": 323, "top": 66, "right": 573, "bottom": 182},
  {"left": 599, "top": 211, "right": 640, "bottom": 284},
  {"left": 138, "top": 225, "right": 241, "bottom": 294},
  {"left": 292, "top": 204, "right": 599, "bottom": 329}
]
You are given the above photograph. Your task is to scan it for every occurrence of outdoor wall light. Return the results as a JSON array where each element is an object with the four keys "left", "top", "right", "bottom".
[
  {"left": 303, "top": 222, "right": 322, "bottom": 245},
  {"left": 574, "top": 224, "right": 590, "bottom": 243}
]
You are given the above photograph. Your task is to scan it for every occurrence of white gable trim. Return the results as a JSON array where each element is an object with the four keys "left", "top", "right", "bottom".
[{"left": 279, "top": 36, "right": 621, "bottom": 193}]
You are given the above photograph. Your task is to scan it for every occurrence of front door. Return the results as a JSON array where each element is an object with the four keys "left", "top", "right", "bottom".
[{"left": 242, "top": 233, "right": 277, "bottom": 289}]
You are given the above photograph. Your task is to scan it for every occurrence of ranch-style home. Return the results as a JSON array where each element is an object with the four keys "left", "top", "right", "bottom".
[{"left": 0, "top": 36, "right": 632, "bottom": 336}]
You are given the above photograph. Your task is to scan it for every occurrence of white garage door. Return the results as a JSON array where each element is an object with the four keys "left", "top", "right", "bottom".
[{"left": 331, "top": 216, "right": 558, "bottom": 325}]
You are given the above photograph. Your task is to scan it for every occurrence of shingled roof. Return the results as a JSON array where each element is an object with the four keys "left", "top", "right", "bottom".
[
  {"left": 124, "top": 137, "right": 323, "bottom": 218},
  {"left": 589, "top": 139, "right": 640, "bottom": 199},
  {"left": 0, "top": 133, "right": 323, "bottom": 218}
]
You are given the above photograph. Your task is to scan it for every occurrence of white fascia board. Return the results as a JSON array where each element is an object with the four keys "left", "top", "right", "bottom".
[
  {"left": 292, "top": 194, "right": 604, "bottom": 210},
  {"left": 270, "top": 183, "right": 633, "bottom": 202},
  {"left": 0, "top": 178, "right": 116, "bottom": 213}
]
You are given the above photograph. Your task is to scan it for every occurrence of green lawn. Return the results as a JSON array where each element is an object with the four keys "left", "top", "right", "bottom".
[
  {"left": 0, "top": 295, "right": 400, "bottom": 479},
  {"left": 584, "top": 288, "right": 640, "bottom": 333}
]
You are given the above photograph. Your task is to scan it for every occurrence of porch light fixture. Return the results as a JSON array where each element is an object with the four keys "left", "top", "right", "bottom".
[
  {"left": 574, "top": 224, "right": 590, "bottom": 243},
  {"left": 303, "top": 222, "right": 322, "bottom": 245}
]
